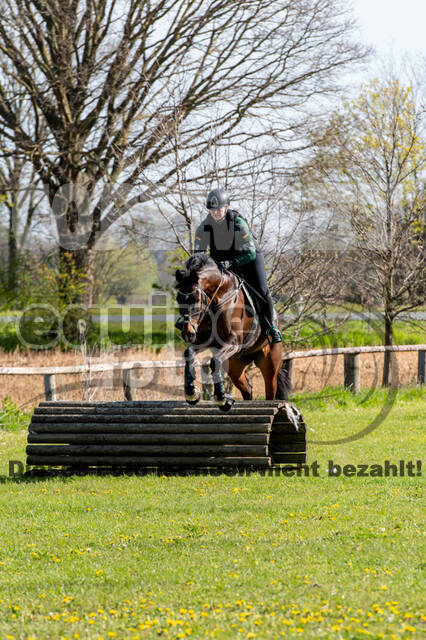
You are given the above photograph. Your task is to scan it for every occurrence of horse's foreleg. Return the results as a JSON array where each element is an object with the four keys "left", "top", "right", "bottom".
[
  {"left": 210, "top": 356, "right": 235, "bottom": 412},
  {"left": 184, "top": 346, "right": 201, "bottom": 405},
  {"left": 210, "top": 356, "right": 225, "bottom": 400}
]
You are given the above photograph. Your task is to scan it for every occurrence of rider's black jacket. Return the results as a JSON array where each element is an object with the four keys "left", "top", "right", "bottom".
[{"left": 194, "top": 209, "right": 259, "bottom": 267}]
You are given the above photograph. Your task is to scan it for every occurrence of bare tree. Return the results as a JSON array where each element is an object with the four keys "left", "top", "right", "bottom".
[
  {"left": 238, "top": 159, "right": 350, "bottom": 344},
  {"left": 0, "top": 137, "right": 44, "bottom": 303},
  {"left": 300, "top": 77, "right": 426, "bottom": 385},
  {"left": 91, "top": 232, "right": 154, "bottom": 305},
  {"left": 0, "top": 0, "right": 366, "bottom": 300}
]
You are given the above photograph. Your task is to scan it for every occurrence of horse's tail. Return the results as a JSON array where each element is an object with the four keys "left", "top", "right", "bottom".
[{"left": 275, "top": 363, "right": 289, "bottom": 401}]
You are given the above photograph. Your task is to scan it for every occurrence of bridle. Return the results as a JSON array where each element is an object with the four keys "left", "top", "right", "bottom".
[
  {"left": 177, "top": 271, "right": 242, "bottom": 337},
  {"left": 177, "top": 272, "right": 224, "bottom": 336}
]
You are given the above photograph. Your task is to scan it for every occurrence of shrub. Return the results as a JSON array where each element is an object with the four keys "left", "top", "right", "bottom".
[{"left": 0, "top": 397, "right": 31, "bottom": 431}]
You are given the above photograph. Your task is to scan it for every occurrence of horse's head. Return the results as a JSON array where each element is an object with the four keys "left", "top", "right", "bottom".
[{"left": 175, "top": 253, "right": 221, "bottom": 343}]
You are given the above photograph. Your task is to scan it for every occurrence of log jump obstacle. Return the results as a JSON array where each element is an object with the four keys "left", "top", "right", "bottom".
[{"left": 26, "top": 401, "right": 307, "bottom": 472}]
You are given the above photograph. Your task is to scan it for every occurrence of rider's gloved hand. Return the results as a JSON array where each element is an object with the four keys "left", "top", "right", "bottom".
[{"left": 218, "top": 260, "right": 233, "bottom": 270}]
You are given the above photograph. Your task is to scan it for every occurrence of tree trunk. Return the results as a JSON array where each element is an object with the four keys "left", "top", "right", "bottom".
[
  {"left": 58, "top": 246, "right": 96, "bottom": 345},
  {"left": 7, "top": 201, "right": 18, "bottom": 295},
  {"left": 58, "top": 246, "right": 94, "bottom": 306},
  {"left": 382, "top": 314, "right": 393, "bottom": 387}
]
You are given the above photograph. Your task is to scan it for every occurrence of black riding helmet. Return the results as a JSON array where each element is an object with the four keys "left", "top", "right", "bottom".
[{"left": 206, "top": 188, "right": 230, "bottom": 210}]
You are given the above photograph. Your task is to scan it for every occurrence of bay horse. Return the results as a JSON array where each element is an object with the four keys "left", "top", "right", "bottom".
[{"left": 175, "top": 253, "right": 287, "bottom": 411}]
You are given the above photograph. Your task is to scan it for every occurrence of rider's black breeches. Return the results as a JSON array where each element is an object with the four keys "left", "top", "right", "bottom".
[{"left": 236, "top": 250, "right": 270, "bottom": 311}]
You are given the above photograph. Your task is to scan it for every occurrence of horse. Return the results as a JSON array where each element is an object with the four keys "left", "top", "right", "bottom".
[{"left": 175, "top": 252, "right": 287, "bottom": 411}]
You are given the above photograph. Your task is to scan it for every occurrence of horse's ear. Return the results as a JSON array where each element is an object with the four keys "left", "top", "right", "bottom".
[{"left": 175, "top": 269, "right": 184, "bottom": 283}]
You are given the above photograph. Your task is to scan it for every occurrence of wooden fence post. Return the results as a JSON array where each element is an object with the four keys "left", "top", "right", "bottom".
[
  {"left": 123, "top": 369, "right": 135, "bottom": 401},
  {"left": 418, "top": 350, "right": 426, "bottom": 385},
  {"left": 44, "top": 374, "right": 56, "bottom": 401},
  {"left": 281, "top": 358, "right": 293, "bottom": 399},
  {"left": 344, "top": 353, "right": 360, "bottom": 394}
]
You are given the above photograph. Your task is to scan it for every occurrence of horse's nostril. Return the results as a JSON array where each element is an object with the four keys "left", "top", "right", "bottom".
[{"left": 182, "top": 323, "right": 196, "bottom": 339}]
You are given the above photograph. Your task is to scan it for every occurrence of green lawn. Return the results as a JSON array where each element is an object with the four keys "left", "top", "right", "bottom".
[
  {"left": 282, "top": 318, "right": 426, "bottom": 349},
  {"left": 0, "top": 388, "right": 424, "bottom": 639},
  {"left": 0, "top": 305, "right": 424, "bottom": 352}
]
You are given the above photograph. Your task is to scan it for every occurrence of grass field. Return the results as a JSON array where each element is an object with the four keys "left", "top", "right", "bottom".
[
  {"left": 0, "top": 387, "right": 424, "bottom": 639},
  {"left": 282, "top": 319, "right": 425, "bottom": 349}
]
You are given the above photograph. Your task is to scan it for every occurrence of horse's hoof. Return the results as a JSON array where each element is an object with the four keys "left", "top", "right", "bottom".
[
  {"left": 215, "top": 393, "right": 235, "bottom": 412},
  {"left": 185, "top": 386, "right": 201, "bottom": 405}
]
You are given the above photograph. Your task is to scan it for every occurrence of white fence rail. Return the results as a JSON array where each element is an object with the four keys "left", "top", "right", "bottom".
[{"left": 0, "top": 345, "right": 424, "bottom": 400}]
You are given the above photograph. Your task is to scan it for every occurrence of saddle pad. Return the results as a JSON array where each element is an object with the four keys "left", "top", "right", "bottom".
[
  {"left": 239, "top": 281, "right": 261, "bottom": 349},
  {"left": 241, "top": 281, "right": 257, "bottom": 318}
]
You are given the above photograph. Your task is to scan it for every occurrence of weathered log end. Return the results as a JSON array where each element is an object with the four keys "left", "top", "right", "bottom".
[{"left": 269, "top": 403, "right": 307, "bottom": 466}]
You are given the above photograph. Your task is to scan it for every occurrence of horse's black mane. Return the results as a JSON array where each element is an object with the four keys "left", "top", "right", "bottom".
[
  {"left": 175, "top": 252, "right": 216, "bottom": 287},
  {"left": 185, "top": 252, "right": 214, "bottom": 273}
]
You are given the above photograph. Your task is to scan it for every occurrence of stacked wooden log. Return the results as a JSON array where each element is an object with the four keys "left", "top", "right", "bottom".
[{"left": 26, "top": 401, "right": 307, "bottom": 471}]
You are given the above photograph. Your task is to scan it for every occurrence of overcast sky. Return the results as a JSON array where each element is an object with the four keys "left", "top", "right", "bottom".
[{"left": 353, "top": 0, "right": 426, "bottom": 55}]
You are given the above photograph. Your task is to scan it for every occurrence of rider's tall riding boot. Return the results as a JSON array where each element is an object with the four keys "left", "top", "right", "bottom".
[{"left": 261, "top": 294, "right": 283, "bottom": 344}]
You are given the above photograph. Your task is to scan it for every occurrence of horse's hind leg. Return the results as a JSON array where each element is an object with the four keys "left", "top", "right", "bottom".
[
  {"left": 257, "top": 358, "right": 277, "bottom": 400},
  {"left": 255, "top": 344, "right": 282, "bottom": 400},
  {"left": 227, "top": 357, "right": 253, "bottom": 401}
]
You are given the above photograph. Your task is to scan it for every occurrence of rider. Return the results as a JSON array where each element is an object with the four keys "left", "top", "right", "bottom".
[{"left": 193, "top": 188, "right": 282, "bottom": 344}]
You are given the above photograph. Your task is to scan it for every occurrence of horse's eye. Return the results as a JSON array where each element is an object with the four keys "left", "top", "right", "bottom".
[{"left": 177, "top": 292, "right": 195, "bottom": 305}]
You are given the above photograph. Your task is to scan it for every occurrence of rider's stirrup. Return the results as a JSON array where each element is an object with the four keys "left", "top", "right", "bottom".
[{"left": 266, "top": 325, "right": 283, "bottom": 344}]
